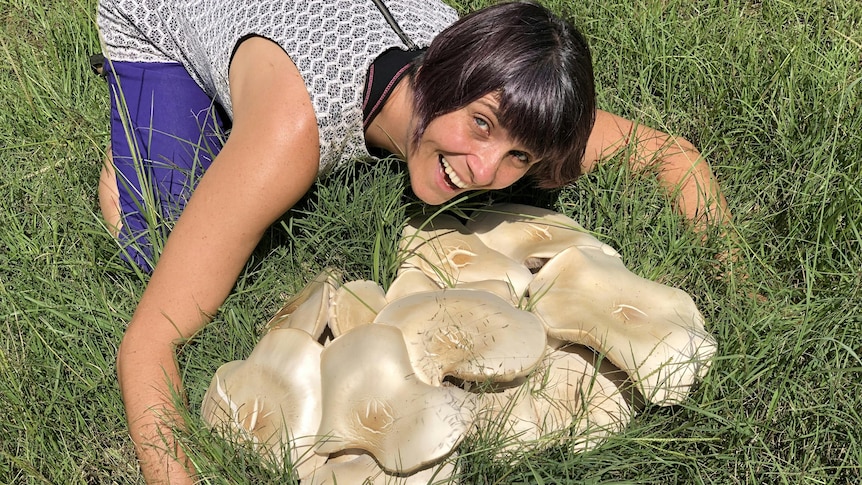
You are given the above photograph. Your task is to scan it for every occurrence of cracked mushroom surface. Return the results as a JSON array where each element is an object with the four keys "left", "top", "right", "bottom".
[
  {"left": 315, "top": 324, "right": 476, "bottom": 474},
  {"left": 529, "top": 245, "right": 717, "bottom": 405},
  {"left": 200, "top": 328, "right": 326, "bottom": 477},
  {"left": 373, "top": 288, "right": 547, "bottom": 386}
]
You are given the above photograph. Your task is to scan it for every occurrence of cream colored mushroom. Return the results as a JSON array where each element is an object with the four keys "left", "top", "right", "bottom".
[
  {"left": 265, "top": 268, "right": 340, "bottom": 340},
  {"left": 530, "top": 345, "right": 633, "bottom": 452},
  {"left": 399, "top": 214, "right": 534, "bottom": 297},
  {"left": 529, "top": 246, "right": 717, "bottom": 405},
  {"left": 474, "top": 344, "right": 632, "bottom": 458},
  {"left": 329, "top": 280, "right": 388, "bottom": 338},
  {"left": 474, "top": 378, "right": 542, "bottom": 456},
  {"left": 389, "top": 258, "right": 520, "bottom": 306},
  {"left": 385, "top": 267, "right": 441, "bottom": 302},
  {"left": 304, "top": 452, "right": 381, "bottom": 485},
  {"left": 315, "top": 324, "right": 476, "bottom": 474},
  {"left": 373, "top": 289, "right": 547, "bottom": 386},
  {"left": 306, "top": 451, "right": 457, "bottom": 485},
  {"left": 454, "top": 279, "right": 521, "bottom": 306},
  {"left": 466, "top": 203, "right": 615, "bottom": 265},
  {"left": 200, "top": 328, "right": 327, "bottom": 477}
]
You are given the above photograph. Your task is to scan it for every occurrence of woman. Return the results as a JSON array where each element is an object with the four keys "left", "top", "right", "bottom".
[{"left": 96, "top": 0, "right": 729, "bottom": 482}]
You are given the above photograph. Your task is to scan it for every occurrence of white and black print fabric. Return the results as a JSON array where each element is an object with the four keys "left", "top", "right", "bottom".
[{"left": 97, "top": 0, "right": 458, "bottom": 172}]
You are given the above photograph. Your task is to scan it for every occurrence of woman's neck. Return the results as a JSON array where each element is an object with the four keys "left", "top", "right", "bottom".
[{"left": 365, "top": 77, "right": 413, "bottom": 159}]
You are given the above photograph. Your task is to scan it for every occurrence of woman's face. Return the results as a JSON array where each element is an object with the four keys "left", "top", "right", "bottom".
[{"left": 405, "top": 94, "right": 537, "bottom": 205}]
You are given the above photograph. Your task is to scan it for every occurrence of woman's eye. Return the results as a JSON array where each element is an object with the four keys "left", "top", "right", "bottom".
[
  {"left": 511, "top": 151, "right": 531, "bottom": 165},
  {"left": 474, "top": 117, "right": 489, "bottom": 132}
]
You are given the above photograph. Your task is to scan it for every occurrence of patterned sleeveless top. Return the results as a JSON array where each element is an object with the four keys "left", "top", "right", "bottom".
[{"left": 97, "top": 0, "right": 459, "bottom": 173}]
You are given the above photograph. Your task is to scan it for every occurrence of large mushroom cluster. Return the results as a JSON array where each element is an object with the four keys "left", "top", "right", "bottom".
[{"left": 201, "top": 204, "right": 717, "bottom": 483}]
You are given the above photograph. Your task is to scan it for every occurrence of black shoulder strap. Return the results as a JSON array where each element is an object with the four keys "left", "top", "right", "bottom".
[{"left": 371, "top": 0, "right": 418, "bottom": 51}]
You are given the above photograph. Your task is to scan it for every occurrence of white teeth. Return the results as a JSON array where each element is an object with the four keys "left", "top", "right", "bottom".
[{"left": 441, "top": 157, "right": 468, "bottom": 189}]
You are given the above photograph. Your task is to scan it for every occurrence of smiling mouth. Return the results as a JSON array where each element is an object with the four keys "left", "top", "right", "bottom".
[{"left": 439, "top": 155, "right": 468, "bottom": 190}]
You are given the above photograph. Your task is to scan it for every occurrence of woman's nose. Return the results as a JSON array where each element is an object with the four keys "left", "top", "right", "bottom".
[{"left": 467, "top": 149, "right": 504, "bottom": 187}]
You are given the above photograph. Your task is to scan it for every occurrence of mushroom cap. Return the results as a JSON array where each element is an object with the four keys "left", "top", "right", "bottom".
[
  {"left": 200, "top": 328, "right": 326, "bottom": 476},
  {"left": 386, "top": 268, "right": 441, "bottom": 302},
  {"left": 265, "top": 268, "right": 340, "bottom": 340},
  {"left": 529, "top": 246, "right": 717, "bottom": 405},
  {"left": 329, "top": 280, "right": 387, "bottom": 338},
  {"left": 466, "top": 204, "right": 613, "bottom": 264},
  {"left": 453, "top": 279, "right": 521, "bottom": 307},
  {"left": 530, "top": 345, "right": 633, "bottom": 452},
  {"left": 304, "top": 452, "right": 381, "bottom": 485},
  {"left": 474, "top": 379, "right": 542, "bottom": 457},
  {"left": 373, "top": 289, "right": 547, "bottom": 386},
  {"left": 399, "top": 214, "right": 534, "bottom": 298},
  {"left": 305, "top": 451, "right": 457, "bottom": 485},
  {"left": 473, "top": 344, "right": 632, "bottom": 458},
  {"left": 315, "top": 324, "right": 476, "bottom": 474}
]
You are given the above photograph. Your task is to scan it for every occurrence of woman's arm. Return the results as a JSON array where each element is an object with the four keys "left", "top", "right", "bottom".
[
  {"left": 582, "top": 110, "right": 731, "bottom": 229},
  {"left": 116, "top": 37, "right": 320, "bottom": 484}
]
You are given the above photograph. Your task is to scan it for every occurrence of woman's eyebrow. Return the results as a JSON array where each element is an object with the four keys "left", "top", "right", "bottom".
[{"left": 475, "top": 98, "right": 502, "bottom": 120}]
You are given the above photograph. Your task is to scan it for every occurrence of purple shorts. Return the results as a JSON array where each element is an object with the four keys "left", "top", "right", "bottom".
[{"left": 105, "top": 61, "right": 229, "bottom": 272}]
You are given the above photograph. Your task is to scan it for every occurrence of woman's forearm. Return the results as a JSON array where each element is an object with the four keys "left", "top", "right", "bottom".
[
  {"left": 585, "top": 110, "right": 731, "bottom": 229},
  {"left": 118, "top": 329, "right": 196, "bottom": 485}
]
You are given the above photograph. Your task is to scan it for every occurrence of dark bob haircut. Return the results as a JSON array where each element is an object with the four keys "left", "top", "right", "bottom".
[{"left": 410, "top": 1, "right": 596, "bottom": 189}]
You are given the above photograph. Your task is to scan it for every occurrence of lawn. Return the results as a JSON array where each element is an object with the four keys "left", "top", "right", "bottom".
[{"left": 1, "top": 0, "right": 860, "bottom": 483}]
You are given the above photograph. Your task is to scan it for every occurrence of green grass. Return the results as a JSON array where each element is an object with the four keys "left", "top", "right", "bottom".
[{"left": 1, "top": 0, "right": 861, "bottom": 483}]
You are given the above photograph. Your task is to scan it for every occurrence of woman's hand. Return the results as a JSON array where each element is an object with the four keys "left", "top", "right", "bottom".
[
  {"left": 116, "top": 37, "right": 320, "bottom": 484},
  {"left": 582, "top": 110, "right": 748, "bottom": 281}
]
